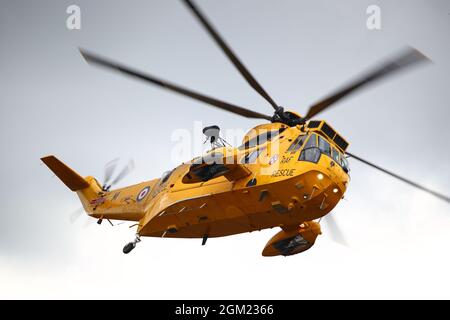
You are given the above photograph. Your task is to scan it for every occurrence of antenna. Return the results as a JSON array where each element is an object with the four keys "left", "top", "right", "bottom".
[{"left": 202, "top": 125, "right": 230, "bottom": 149}]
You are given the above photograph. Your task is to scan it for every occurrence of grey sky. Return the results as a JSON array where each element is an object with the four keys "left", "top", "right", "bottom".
[{"left": 0, "top": 0, "right": 449, "bottom": 298}]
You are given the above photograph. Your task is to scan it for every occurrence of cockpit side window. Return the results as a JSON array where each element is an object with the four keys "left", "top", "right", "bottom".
[
  {"left": 318, "top": 135, "right": 331, "bottom": 157},
  {"left": 287, "top": 135, "right": 307, "bottom": 153},
  {"left": 238, "top": 128, "right": 285, "bottom": 150},
  {"left": 331, "top": 146, "right": 350, "bottom": 173},
  {"left": 331, "top": 147, "right": 340, "bottom": 163},
  {"left": 341, "top": 155, "right": 350, "bottom": 173}
]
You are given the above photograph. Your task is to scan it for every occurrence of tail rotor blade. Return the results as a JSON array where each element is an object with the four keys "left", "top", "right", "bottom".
[
  {"left": 110, "top": 159, "right": 135, "bottom": 186},
  {"left": 83, "top": 216, "right": 96, "bottom": 229},
  {"left": 104, "top": 158, "right": 119, "bottom": 186},
  {"left": 69, "top": 207, "right": 85, "bottom": 224}
]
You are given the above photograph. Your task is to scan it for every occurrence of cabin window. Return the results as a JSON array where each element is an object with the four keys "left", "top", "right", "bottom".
[
  {"left": 287, "top": 135, "right": 307, "bottom": 153},
  {"left": 161, "top": 170, "right": 174, "bottom": 183},
  {"left": 318, "top": 136, "right": 331, "bottom": 157},
  {"left": 238, "top": 128, "right": 285, "bottom": 150},
  {"left": 191, "top": 164, "right": 229, "bottom": 182}
]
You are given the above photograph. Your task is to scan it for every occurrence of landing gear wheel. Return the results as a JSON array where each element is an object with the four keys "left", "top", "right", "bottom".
[
  {"left": 123, "top": 234, "right": 141, "bottom": 254},
  {"left": 123, "top": 242, "right": 136, "bottom": 254}
]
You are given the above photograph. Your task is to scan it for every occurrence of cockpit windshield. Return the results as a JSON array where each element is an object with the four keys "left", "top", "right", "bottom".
[
  {"left": 298, "top": 134, "right": 321, "bottom": 163},
  {"left": 297, "top": 133, "right": 350, "bottom": 173}
]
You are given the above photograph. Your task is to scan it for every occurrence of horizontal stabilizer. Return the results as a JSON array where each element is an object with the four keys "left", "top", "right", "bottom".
[{"left": 41, "top": 155, "right": 90, "bottom": 191}]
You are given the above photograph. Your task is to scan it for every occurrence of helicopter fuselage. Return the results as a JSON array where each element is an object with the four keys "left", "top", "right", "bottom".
[
  {"left": 132, "top": 121, "right": 350, "bottom": 239},
  {"left": 76, "top": 119, "right": 350, "bottom": 255}
]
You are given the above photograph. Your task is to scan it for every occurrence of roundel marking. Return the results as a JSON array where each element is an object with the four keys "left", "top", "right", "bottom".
[
  {"left": 137, "top": 186, "right": 150, "bottom": 202},
  {"left": 269, "top": 154, "right": 279, "bottom": 165}
]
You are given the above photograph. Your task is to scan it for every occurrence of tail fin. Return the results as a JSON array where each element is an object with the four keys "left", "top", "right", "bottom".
[
  {"left": 41, "top": 156, "right": 90, "bottom": 191},
  {"left": 42, "top": 155, "right": 147, "bottom": 222},
  {"left": 41, "top": 155, "right": 103, "bottom": 213}
]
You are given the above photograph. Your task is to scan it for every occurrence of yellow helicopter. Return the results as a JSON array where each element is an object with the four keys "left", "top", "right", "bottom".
[{"left": 42, "top": 0, "right": 449, "bottom": 256}]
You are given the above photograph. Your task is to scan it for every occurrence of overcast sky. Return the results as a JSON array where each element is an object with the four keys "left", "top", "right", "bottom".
[{"left": 1, "top": 0, "right": 449, "bottom": 299}]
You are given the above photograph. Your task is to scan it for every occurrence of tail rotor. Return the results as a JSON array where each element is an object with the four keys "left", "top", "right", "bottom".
[
  {"left": 102, "top": 158, "right": 134, "bottom": 192},
  {"left": 70, "top": 157, "right": 135, "bottom": 224}
]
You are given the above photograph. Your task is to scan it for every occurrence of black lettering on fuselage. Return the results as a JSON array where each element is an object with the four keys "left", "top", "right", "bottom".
[{"left": 271, "top": 168, "right": 295, "bottom": 177}]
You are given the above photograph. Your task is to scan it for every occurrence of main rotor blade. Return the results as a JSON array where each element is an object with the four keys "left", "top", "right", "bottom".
[
  {"left": 304, "top": 48, "right": 430, "bottom": 121},
  {"left": 323, "top": 214, "right": 347, "bottom": 246},
  {"left": 347, "top": 152, "right": 450, "bottom": 203},
  {"left": 80, "top": 49, "right": 271, "bottom": 121},
  {"left": 182, "top": 0, "right": 279, "bottom": 111},
  {"left": 83, "top": 216, "right": 95, "bottom": 229}
]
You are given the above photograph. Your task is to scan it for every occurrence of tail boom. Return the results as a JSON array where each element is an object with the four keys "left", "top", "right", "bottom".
[{"left": 41, "top": 155, "right": 150, "bottom": 222}]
